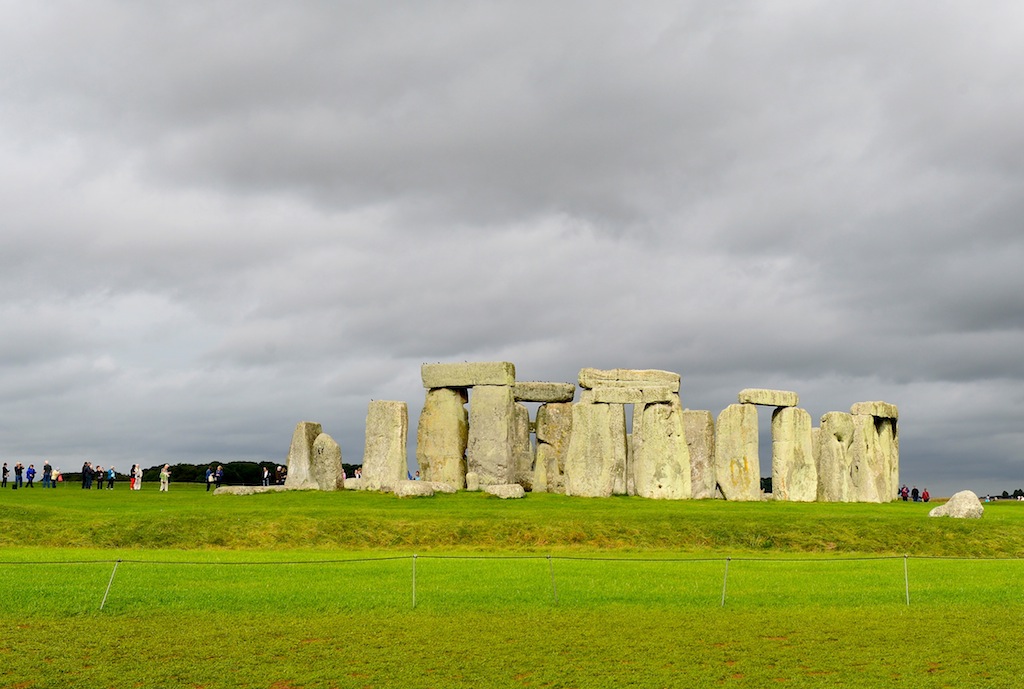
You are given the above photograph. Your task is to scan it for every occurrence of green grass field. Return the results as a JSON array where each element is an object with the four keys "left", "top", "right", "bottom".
[{"left": 1, "top": 483, "right": 1022, "bottom": 687}]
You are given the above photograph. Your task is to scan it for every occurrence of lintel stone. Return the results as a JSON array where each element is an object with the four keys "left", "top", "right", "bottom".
[
  {"left": 421, "top": 362, "right": 515, "bottom": 388},
  {"left": 850, "top": 401, "right": 898, "bottom": 420},
  {"left": 513, "top": 381, "right": 576, "bottom": 403},
  {"left": 578, "top": 368, "right": 680, "bottom": 392},
  {"left": 581, "top": 386, "right": 675, "bottom": 405},
  {"left": 738, "top": 388, "right": 798, "bottom": 407}
]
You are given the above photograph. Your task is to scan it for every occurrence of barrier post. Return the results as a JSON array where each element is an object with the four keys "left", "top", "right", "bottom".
[
  {"left": 547, "top": 555, "right": 558, "bottom": 605},
  {"left": 100, "top": 559, "right": 121, "bottom": 611},
  {"left": 412, "top": 554, "right": 418, "bottom": 609},
  {"left": 903, "top": 554, "right": 910, "bottom": 606},
  {"left": 721, "top": 557, "right": 731, "bottom": 607}
]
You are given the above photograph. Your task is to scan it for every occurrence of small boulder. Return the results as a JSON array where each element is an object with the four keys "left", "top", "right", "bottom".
[
  {"left": 929, "top": 490, "right": 984, "bottom": 519},
  {"left": 344, "top": 477, "right": 364, "bottom": 491},
  {"left": 484, "top": 484, "right": 525, "bottom": 499},
  {"left": 429, "top": 481, "right": 458, "bottom": 494},
  {"left": 465, "top": 471, "right": 481, "bottom": 491},
  {"left": 394, "top": 480, "right": 435, "bottom": 498}
]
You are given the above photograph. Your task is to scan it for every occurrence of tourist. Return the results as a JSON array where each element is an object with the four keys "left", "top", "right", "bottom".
[
  {"left": 205, "top": 466, "right": 214, "bottom": 491},
  {"left": 159, "top": 464, "right": 170, "bottom": 492},
  {"left": 911, "top": 486, "right": 920, "bottom": 502},
  {"left": 900, "top": 485, "right": 909, "bottom": 501},
  {"left": 922, "top": 488, "right": 930, "bottom": 503},
  {"left": 262, "top": 465, "right": 270, "bottom": 486},
  {"left": 96, "top": 466, "right": 105, "bottom": 490},
  {"left": 414, "top": 470, "right": 421, "bottom": 480},
  {"left": 2, "top": 462, "right": 8, "bottom": 488},
  {"left": 14, "top": 463, "right": 24, "bottom": 489},
  {"left": 107, "top": 466, "right": 116, "bottom": 489},
  {"left": 128, "top": 464, "right": 136, "bottom": 490},
  {"left": 133, "top": 464, "right": 143, "bottom": 490},
  {"left": 53, "top": 468, "right": 62, "bottom": 486},
  {"left": 25, "top": 464, "right": 36, "bottom": 488},
  {"left": 354, "top": 467, "right": 361, "bottom": 480},
  {"left": 41, "top": 462, "right": 52, "bottom": 488},
  {"left": 82, "top": 462, "right": 92, "bottom": 489},
  {"left": 215, "top": 465, "right": 224, "bottom": 488}
]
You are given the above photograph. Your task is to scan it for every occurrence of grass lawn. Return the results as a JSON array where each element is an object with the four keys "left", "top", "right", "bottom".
[{"left": 1, "top": 483, "right": 1022, "bottom": 687}]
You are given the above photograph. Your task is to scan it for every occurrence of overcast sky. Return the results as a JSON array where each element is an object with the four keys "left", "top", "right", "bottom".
[{"left": 1, "top": 1, "right": 1022, "bottom": 497}]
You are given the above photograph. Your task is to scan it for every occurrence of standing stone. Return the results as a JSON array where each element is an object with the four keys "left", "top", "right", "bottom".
[
  {"left": 284, "top": 421, "right": 323, "bottom": 490},
  {"left": 714, "top": 404, "right": 760, "bottom": 501},
  {"left": 416, "top": 387, "right": 468, "bottom": 489},
  {"left": 467, "top": 385, "right": 515, "bottom": 486},
  {"left": 534, "top": 402, "right": 573, "bottom": 494},
  {"left": 850, "top": 414, "right": 883, "bottom": 503},
  {"left": 682, "top": 410, "right": 715, "bottom": 499},
  {"left": 877, "top": 417, "right": 899, "bottom": 501},
  {"left": 362, "top": 401, "right": 408, "bottom": 492},
  {"left": 311, "top": 432, "right": 345, "bottom": 491},
  {"left": 564, "top": 403, "right": 627, "bottom": 498},
  {"left": 632, "top": 396, "right": 692, "bottom": 499},
  {"left": 771, "top": 407, "right": 815, "bottom": 502},
  {"left": 817, "top": 412, "right": 854, "bottom": 502},
  {"left": 512, "top": 403, "right": 535, "bottom": 490}
]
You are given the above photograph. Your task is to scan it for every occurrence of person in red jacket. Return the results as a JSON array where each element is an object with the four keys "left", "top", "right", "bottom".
[{"left": 922, "top": 488, "right": 930, "bottom": 503}]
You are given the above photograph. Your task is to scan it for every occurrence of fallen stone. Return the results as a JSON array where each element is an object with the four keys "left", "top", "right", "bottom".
[
  {"left": 465, "top": 471, "right": 481, "bottom": 491},
  {"left": 738, "top": 389, "right": 798, "bottom": 407},
  {"left": 580, "top": 386, "right": 675, "bottom": 404},
  {"left": 578, "top": 368, "right": 680, "bottom": 392},
  {"left": 344, "top": 477, "right": 364, "bottom": 491},
  {"left": 284, "top": 421, "right": 323, "bottom": 490},
  {"left": 311, "top": 432, "right": 346, "bottom": 491},
  {"left": 214, "top": 485, "right": 288, "bottom": 496},
  {"left": 485, "top": 483, "right": 526, "bottom": 499},
  {"left": 682, "top": 410, "right": 715, "bottom": 499},
  {"left": 429, "top": 481, "right": 457, "bottom": 494},
  {"left": 394, "top": 480, "right": 435, "bottom": 498},
  {"left": 416, "top": 387, "right": 468, "bottom": 489},
  {"left": 714, "top": 404, "right": 760, "bottom": 501},
  {"left": 467, "top": 384, "right": 515, "bottom": 486},
  {"left": 422, "top": 361, "right": 515, "bottom": 388},
  {"left": 850, "top": 401, "right": 899, "bottom": 420},
  {"left": 513, "top": 382, "right": 576, "bottom": 403},
  {"left": 929, "top": 490, "right": 984, "bottom": 519},
  {"left": 361, "top": 400, "right": 409, "bottom": 492},
  {"left": 632, "top": 397, "right": 691, "bottom": 499},
  {"left": 771, "top": 407, "right": 815, "bottom": 502}
]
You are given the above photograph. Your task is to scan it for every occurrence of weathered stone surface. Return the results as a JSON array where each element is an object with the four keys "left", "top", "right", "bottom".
[
  {"left": 929, "top": 490, "right": 984, "bottom": 519},
  {"left": 311, "top": 432, "right": 346, "bottom": 491},
  {"left": 467, "top": 385, "right": 515, "bottom": 486},
  {"left": 429, "top": 481, "right": 457, "bottom": 494},
  {"left": 580, "top": 386, "right": 675, "bottom": 405},
  {"left": 485, "top": 483, "right": 526, "bottom": 499},
  {"left": 738, "top": 389, "right": 799, "bottom": 407},
  {"left": 878, "top": 417, "right": 899, "bottom": 501},
  {"left": 416, "top": 387, "right": 468, "bottom": 489},
  {"left": 682, "top": 410, "right": 715, "bottom": 499},
  {"left": 513, "top": 382, "right": 576, "bottom": 403},
  {"left": 816, "top": 412, "right": 854, "bottom": 502},
  {"left": 850, "top": 401, "right": 899, "bottom": 420},
  {"left": 512, "top": 403, "right": 535, "bottom": 489},
  {"left": 361, "top": 401, "right": 408, "bottom": 492},
  {"left": 578, "top": 368, "right": 680, "bottom": 392},
  {"left": 632, "top": 397, "right": 692, "bottom": 499},
  {"left": 344, "top": 477, "right": 364, "bottom": 491},
  {"left": 394, "top": 480, "right": 435, "bottom": 497},
  {"left": 284, "top": 421, "right": 323, "bottom": 490},
  {"left": 535, "top": 403, "right": 574, "bottom": 493},
  {"left": 564, "top": 403, "right": 628, "bottom": 498},
  {"left": 850, "top": 414, "right": 886, "bottom": 503},
  {"left": 422, "top": 362, "right": 515, "bottom": 388},
  {"left": 465, "top": 471, "right": 481, "bottom": 491},
  {"left": 214, "top": 485, "right": 288, "bottom": 496},
  {"left": 771, "top": 407, "right": 815, "bottom": 501},
  {"left": 714, "top": 404, "right": 760, "bottom": 501}
]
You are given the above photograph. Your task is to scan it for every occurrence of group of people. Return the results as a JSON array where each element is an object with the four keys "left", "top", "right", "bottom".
[
  {"left": 80, "top": 462, "right": 119, "bottom": 489},
  {"left": 3, "top": 461, "right": 62, "bottom": 488},
  {"left": 205, "top": 465, "right": 224, "bottom": 491},
  {"left": 899, "top": 484, "right": 930, "bottom": 502},
  {"left": 259, "top": 465, "right": 288, "bottom": 486}
]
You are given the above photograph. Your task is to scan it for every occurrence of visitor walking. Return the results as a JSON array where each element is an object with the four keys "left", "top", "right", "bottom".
[
  {"left": 107, "top": 466, "right": 116, "bottom": 489},
  {"left": 2, "top": 462, "right": 8, "bottom": 488},
  {"left": 133, "top": 464, "right": 143, "bottom": 490},
  {"left": 25, "top": 464, "right": 36, "bottom": 488},
  {"left": 215, "top": 465, "right": 224, "bottom": 488},
  {"left": 911, "top": 486, "right": 920, "bottom": 502},
  {"left": 262, "top": 466, "right": 270, "bottom": 487},
  {"left": 41, "top": 462, "right": 52, "bottom": 488},
  {"left": 95, "top": 466, "right": 105, "bottom": 490},
  {"left": 14, "top": 463, "right": 24, "bottom": 489},
  {"left": 900, "top": 485, "right": 909, "bottom": 501},
  {"left": 159, "top": 464, "right": 170, "bottom": 492},
  {"left": 205, "top": 466, "right": 214, "bottom": 491}
]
